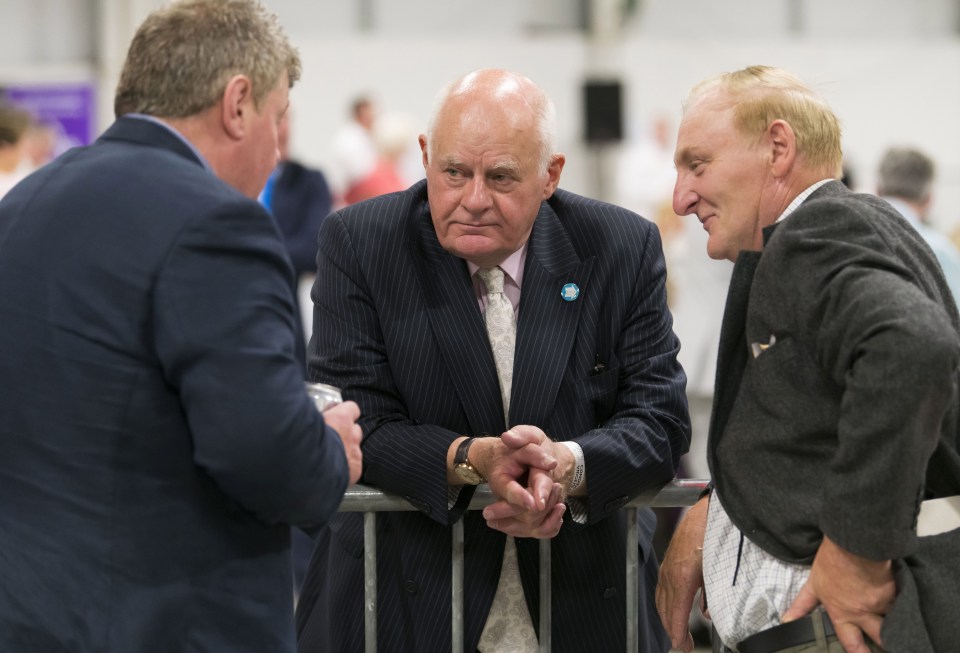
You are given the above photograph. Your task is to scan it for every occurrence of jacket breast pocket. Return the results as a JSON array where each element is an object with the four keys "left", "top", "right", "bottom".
[{"left": 742, "top": 333, "right": 837, "bottom": 436}]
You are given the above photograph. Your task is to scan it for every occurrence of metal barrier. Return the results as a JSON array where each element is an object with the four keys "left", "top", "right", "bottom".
[{"left": 337, "top": 479, "right": 709, "bottom": 653}]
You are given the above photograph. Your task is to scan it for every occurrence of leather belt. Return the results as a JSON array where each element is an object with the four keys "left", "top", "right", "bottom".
[{"left": 738, "top": 612, "right": 836, "bottom": 653}]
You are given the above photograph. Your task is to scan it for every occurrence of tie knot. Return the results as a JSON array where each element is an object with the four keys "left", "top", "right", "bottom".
[{"left": 477, "top": 266, "right": 505, "bottom": 295}]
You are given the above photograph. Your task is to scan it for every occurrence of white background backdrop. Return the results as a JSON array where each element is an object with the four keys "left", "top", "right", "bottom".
[{"left": 3, "top": 0, "right": 960, "bottom": 229}]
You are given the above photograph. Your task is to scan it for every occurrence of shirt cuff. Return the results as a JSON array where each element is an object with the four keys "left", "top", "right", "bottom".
[{"left": 560, "top": 441, "right": 585, "bottom": 493}]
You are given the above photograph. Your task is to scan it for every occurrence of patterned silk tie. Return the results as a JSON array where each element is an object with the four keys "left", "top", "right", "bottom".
[{"left": 475, "top": 267, "right": 538, "bottom": 653}]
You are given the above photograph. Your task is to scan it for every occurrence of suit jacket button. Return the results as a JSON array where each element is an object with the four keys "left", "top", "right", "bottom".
[
  {"left": 603, "top": 587, "right": 617, "bottom": 599},
  {"left": 405, "top": 580, "right": 419, "bottom": 595}
]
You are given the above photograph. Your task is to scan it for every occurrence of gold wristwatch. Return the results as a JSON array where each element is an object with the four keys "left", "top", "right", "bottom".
[{"left": 453, "top": 437, "right": 485, "bottom": 485}]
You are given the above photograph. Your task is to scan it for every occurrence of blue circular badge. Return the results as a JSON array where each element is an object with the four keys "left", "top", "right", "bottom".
[{"left": 560, "top": 283, "right": 580, "bottom": 302}]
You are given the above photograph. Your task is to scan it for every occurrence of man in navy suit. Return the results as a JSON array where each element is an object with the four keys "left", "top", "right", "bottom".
[
  {"left": 296, "top": 69, "right": 690, "bottom": 652},
  {"left": 0, "top": 2, "right": 362, "bottom": 652}
]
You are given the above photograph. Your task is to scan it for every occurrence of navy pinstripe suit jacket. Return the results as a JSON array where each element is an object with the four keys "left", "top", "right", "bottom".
[{"left": 296, "top": 180, "right": 690, "bottom": 653}]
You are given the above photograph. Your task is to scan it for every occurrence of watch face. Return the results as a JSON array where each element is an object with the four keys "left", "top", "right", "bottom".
[{"left": 455, "top": 463, "right": 484, "bottom": 485}]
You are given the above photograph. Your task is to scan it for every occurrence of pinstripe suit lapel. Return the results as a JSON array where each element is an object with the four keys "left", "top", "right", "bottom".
[
  {"left": 512, "top": 202, "right": 594, "bottom": 427},
  {"left": 414, "top": 204, "right": 506, "bottom": 436}
]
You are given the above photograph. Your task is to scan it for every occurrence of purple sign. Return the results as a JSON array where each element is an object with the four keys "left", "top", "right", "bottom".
[{"left": 2, "top": 82, "right": 96, "bottom": 159}]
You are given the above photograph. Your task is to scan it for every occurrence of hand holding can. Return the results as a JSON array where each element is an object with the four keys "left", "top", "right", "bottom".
[
  {"left": 305, "top": 382, "right": 362, "bottom": 485},
  {"left": 305, "top": 382, "right": 342, "bottom": 411}
]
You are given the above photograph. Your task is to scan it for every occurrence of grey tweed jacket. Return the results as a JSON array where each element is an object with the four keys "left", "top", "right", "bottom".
[{"left": 709, "top": 180, "right": 960, "bottom": 652}]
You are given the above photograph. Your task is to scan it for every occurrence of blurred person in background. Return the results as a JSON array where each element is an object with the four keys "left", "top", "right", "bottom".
[
  {"left": 342, "top": 111, "right": 416, "bottom": 205},
  {"left": 877, "top": 145, "right": 960, "bottom": 302},
  {"left": 330, "top": 94, "right": 379, "bottom": 205},
  {"left": 0, "top": 1, "right": 362, "bottom": 651},
  {"left": 616, "top": 112, "right": 677, "bottom": 222},
  {"left": 0, "top": 101, "right": 32, "bottom": 198},
  {"left": 260, "top": 107, "right": 334, "bottom": 374}
]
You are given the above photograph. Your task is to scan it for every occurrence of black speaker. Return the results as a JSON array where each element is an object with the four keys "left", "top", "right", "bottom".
[{"left": 583, "top": 79, "right": 623, "bottom": 144}]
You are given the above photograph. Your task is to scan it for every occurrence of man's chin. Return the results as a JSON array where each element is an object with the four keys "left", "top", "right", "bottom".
[
  {"left": 447, "top": 235, "right": 502, "bottom": 267},
  {"left": 705, "top": 240, "right": 733, "bottom": 263}
]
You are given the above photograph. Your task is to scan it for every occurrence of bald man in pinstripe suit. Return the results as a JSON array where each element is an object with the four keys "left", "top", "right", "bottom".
[{"left": 296, "top": 69, "right": 690, "bottom": 653}]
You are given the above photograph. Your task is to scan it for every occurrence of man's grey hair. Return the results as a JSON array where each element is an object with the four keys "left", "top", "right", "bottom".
[
  {"left": 114, "top": 0, "right": 300, "bottom": 119},
  {"left": 877, "top": 147, "right": 936, "bottom": 203}
]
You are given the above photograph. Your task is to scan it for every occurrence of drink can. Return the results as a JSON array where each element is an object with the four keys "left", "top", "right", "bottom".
[{"left": 305, "top": 382, "right": 342, "bottom": 412}]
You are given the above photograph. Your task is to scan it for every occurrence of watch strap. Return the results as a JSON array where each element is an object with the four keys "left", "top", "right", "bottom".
[
  {"left": 453, "top": 437, "right": 485, "bottom": 484},
  {"left": 454, "top": 437, "right": 475, "bottom": 466}
]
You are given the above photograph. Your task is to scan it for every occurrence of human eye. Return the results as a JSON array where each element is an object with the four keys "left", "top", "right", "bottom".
[
  {"left": 488, "top": 169, "right": 518, "bottom": 187},
  {"left": 443, "top": 166, "right": 469, "bottom": 186}
]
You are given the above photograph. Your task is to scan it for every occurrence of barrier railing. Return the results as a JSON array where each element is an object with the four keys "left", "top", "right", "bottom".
[{"left": 337, "top": 478, "right": 709, "bottom": 653}]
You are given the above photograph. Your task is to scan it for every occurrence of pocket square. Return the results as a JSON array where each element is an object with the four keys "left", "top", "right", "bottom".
[{"left": 750, "top": 334, "right": 777, "bottom": 358}]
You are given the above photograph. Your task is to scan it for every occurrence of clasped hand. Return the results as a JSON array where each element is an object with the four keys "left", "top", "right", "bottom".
[{"left": 479, "top": 426, "right": 570, "bottom": 539}]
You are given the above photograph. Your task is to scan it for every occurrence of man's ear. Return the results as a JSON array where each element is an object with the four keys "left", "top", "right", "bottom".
[
  {"left": 418, "top": 134, "right": 429, "bottom": 170},
  {"left": 767, "top": 119, "right": 796, "bottom": 178},
  {"left": 542, "top": 153, "right": 566, "bottom": 199},
  {"left": 221, "top": 74, "right": 253, "bottom": 141}
]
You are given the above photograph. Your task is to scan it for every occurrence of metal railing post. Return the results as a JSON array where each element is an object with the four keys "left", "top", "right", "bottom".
[
  {"left": 538, "top": 538, "right": 551, "bottom": 652},
  {"left": 451, "top": 518, "right": 465, "bottom": 653},
  {"left": 337, "top": 479, "right": 708, "bottom": 653},
  {"left": 363, "top": 512, "right": 377, "bottom": 653},
  {"left": 625, "top": 507, "right": 639, "bottom": 653}
]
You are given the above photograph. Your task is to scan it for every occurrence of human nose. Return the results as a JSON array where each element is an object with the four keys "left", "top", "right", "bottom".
[
  {"left": 461, "top": 176, "right": 491, "bottom": 213},
  {"left": 673, "top": 172, "right": 698, "bottom": 217}
]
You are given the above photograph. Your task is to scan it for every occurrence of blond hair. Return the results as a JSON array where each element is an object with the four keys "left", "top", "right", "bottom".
[{"left": 686, "top": 65, "right": 843, "bottom": 177}]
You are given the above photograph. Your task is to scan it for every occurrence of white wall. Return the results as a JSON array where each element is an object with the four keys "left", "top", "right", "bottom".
[
  {"left": 284, "top": 36, "right": 960, "bottom": 230},
  {"left": 615, "top": 39, "right": 960, "bottom": 230},
  {"left": 3, "top": 0, "right": 960, "bottom": 228}
]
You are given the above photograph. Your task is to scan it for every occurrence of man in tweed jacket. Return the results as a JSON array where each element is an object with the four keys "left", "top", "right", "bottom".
[{"left": 657, "top": 65, "right": 960, "bottom": 653}]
